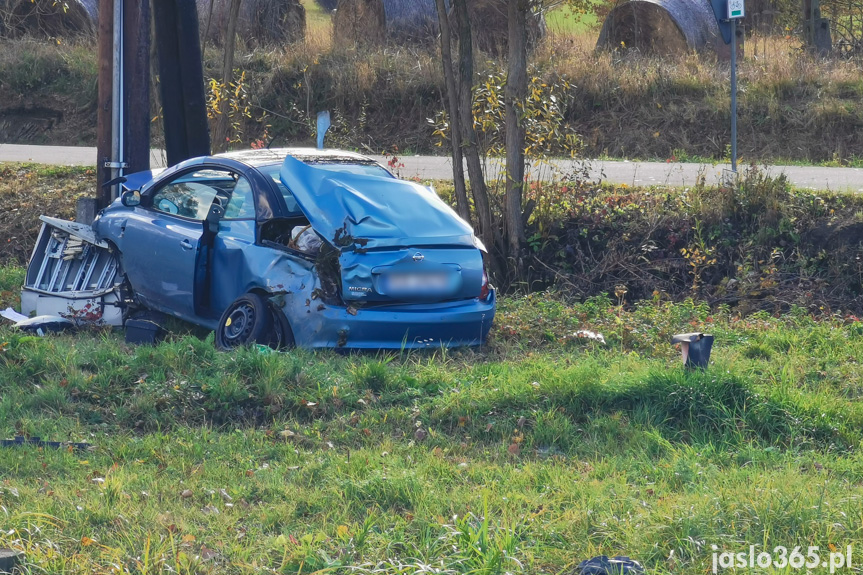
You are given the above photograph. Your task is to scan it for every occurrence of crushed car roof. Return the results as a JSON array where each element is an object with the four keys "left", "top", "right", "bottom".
[{"left": 216, "top": 147, "right": 381, "bottom": 167}]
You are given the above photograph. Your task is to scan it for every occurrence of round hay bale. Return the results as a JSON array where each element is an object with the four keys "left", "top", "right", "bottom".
[
  {"left": 332, "top": 0, "right": 386, "bottom": 48},
  {"left": 0, "top": 0, "right": 97, "bottom": 38},
  {"left": 381, "top": 0, "right": 436, "bottom": 43},
  {"left": 198, "top": 0, "right": 305, "bottom": 46},
  {"left": 596, "top": 0, "right": 721, "bottom": 55}
]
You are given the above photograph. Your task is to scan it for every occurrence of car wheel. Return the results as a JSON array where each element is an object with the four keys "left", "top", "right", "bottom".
[{"left": 215, "top": 293, "right": 276, "bottom": 351}]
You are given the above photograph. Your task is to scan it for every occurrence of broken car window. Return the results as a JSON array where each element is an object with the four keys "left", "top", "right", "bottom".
[
  {"left": 223, "top": 178, "right": 255, "bottom": 219},
  {"left": 152, "top": 182, "right": 220, "bottom": 220},
  {"left": 151, "top": 169, "right": 245, "bottom": 221}
]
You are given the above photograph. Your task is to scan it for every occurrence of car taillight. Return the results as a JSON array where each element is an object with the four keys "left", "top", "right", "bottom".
[{"left": 480, "top": 268, "right": 490, "bottom": 300}]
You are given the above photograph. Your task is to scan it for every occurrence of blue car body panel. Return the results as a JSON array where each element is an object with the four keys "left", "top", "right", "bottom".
[
  {"left": 93, "top": 150, "right": 495, "bottom": 349},
  {"left": 278, "top": 156, "right": 476, "bottom": 250}
]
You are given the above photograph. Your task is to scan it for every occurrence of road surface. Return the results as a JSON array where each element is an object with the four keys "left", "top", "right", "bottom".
[{"left": 2, "top": 143, "right": 862, "bottom": 192}]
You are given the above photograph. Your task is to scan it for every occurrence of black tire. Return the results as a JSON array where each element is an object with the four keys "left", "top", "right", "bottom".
[
  {"left": 215, "top": 293, "right": 276, "bottom": 351},
  {"left": 271, "top": 306, "right": 296, "bottom": 349}
]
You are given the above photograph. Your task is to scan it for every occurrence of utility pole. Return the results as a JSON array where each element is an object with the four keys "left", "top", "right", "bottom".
[{"left": 95, "top": 0, "right": 114, "bottom": 210}]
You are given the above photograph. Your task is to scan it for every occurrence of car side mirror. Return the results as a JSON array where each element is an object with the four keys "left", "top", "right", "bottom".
[{"left": 121, "top": 189, "right": 141, "bottom": 207}]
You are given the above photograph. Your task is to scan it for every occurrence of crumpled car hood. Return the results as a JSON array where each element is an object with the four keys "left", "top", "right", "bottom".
[{"left": 279, "top": 156, "right": 477, "bottom": 250}]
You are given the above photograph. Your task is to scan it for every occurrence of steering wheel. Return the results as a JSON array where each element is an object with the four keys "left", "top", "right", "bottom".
[{"left": 157, "top": 198, "right": 179, "bottom": 214}]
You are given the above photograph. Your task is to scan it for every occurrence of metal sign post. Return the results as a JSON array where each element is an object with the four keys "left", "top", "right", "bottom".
[
  {"left": 730, "top": 16, "right": 737, "bottom": 172},
  {"left": 727, "top": 0, "right": 744, "bottom": 173}
]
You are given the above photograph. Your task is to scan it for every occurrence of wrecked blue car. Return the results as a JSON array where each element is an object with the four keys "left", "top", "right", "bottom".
[{"left": 23, "top": 149, "right": 495, "bottom": 350}]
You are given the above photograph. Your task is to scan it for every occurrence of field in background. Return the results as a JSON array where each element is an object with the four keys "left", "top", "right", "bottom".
[
  {"left": 1, "top": 4, "right": 862, "bottom": 163},
  {"left": 301, "top": 0, "right": 333, "bottom": 50},
  {"left": 545, "top": 4, "right": 600, "bottom": 35}
]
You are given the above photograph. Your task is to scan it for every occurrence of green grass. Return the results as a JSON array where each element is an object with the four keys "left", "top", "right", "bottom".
[
  {"left": 2, "top": 264, "right": 863, "bottom": 573},
  {"left": 545, "top": 3, "right": 602, "bottom": 35},
  {"left": 596, "top": 149, "right": 863, "bottom": 169},
  {"left": 300, "top": 0, "right": 332, "bottom": 39}
]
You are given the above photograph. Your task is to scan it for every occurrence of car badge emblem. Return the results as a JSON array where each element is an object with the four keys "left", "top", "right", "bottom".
[{"left": 413, "top": 252, "right": 425, "bottom": 262}]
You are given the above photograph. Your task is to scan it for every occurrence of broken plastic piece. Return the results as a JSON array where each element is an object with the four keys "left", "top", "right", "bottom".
[
  {"left": 0, "top": 548, "right": 24, "bottom": 574},
  {"left": 576, "top": 556, "right": 645, "bottom": 574},
  {"left": 125, "top": 311, "right": 167, "bottom": 345},
  {"left": 671, "top": 332, "right": 714, "bottom": 369},
  {"left": 1, "top": 436, "right": 92, "bottom": 451},
  {"left": 0, "top": 307, "right": 28, "bottom": 323}
]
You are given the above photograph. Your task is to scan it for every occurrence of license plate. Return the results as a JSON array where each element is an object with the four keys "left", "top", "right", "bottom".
[{"left": 386, "top": 272, "right": 449, "bottom": 293}]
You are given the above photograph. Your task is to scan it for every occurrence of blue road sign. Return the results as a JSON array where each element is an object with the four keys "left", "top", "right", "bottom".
[{"left": 710, "top": 0, "right": 733, "bottom": 44}]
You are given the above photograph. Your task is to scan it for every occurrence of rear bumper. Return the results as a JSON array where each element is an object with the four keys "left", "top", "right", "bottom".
[{"left": 289, "top": 290, "right": 496, "bottom": 349}]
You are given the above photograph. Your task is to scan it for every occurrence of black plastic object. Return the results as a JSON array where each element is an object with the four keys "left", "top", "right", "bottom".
[
  {"left": 576, "top": 556, "right": 646, "bottom": 575},
  {"left": 0, "top": 549, "right": 24, "bottom": 574},
  {"left": 671, "top": 332, "right": 714, "bottom": 369},
  {"left": 125, "top": 313, "right": 166, "bottom": 345},
  {"left": 1, "top": 436, "right": 91, "bottom": 451},
  {"left": 14, "top": 315, "right": 75, "bottom": 334}
]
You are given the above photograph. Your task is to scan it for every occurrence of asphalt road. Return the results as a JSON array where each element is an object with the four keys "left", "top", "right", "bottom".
[{"left": 3, "top": 143, "right": 863, "bottom": 192}]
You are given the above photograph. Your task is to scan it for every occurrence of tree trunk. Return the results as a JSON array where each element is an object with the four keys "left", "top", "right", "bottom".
[
  {"left": 203, "top": 0, "right": 216, "bottom": 43},
  {"left": 504, "top": 0, "right": 528, "bottom": 276},
  {"left": 213, "top": 0, "right": 242, "bottom": 152},
  {"left": 434, "top": 0, "right": 470, "bottom": 223},
  {"left": 452, "top": 0, "right": 496, "bottom": 261},
  {"left": 124, "top": 0, "right": 151, "bottom": 175}
]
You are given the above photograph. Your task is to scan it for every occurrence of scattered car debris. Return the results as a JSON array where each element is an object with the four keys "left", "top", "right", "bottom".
[
  {"left": 576, "top": 555, "right": 646, "bottom": 574},
  {"left": 671, "top": 332, "right": 714, "bottom": 369},
  {"left": 13, "top": 315, "right": 75, "bottom": 335},
  {"left": 0, "top": 307, "right": 27, "bottom": 323},
  {"left": 575, "top": 330, "right": 606, "bottom": 344},
  {"left": 1, "top": 436, "right": 92, "bottom": 451},
  {"left": 21, "top": 215, "right": 125, "bottom": 327}
]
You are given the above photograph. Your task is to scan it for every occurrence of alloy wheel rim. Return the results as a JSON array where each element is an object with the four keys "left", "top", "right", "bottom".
[{"left": 224, "top": 304, "right": 255, "bottom": 343}]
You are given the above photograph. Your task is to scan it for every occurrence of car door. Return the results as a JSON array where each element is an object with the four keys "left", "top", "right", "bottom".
[{"left": 121, "top": 169, "right": 230, "bottom": 321}]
